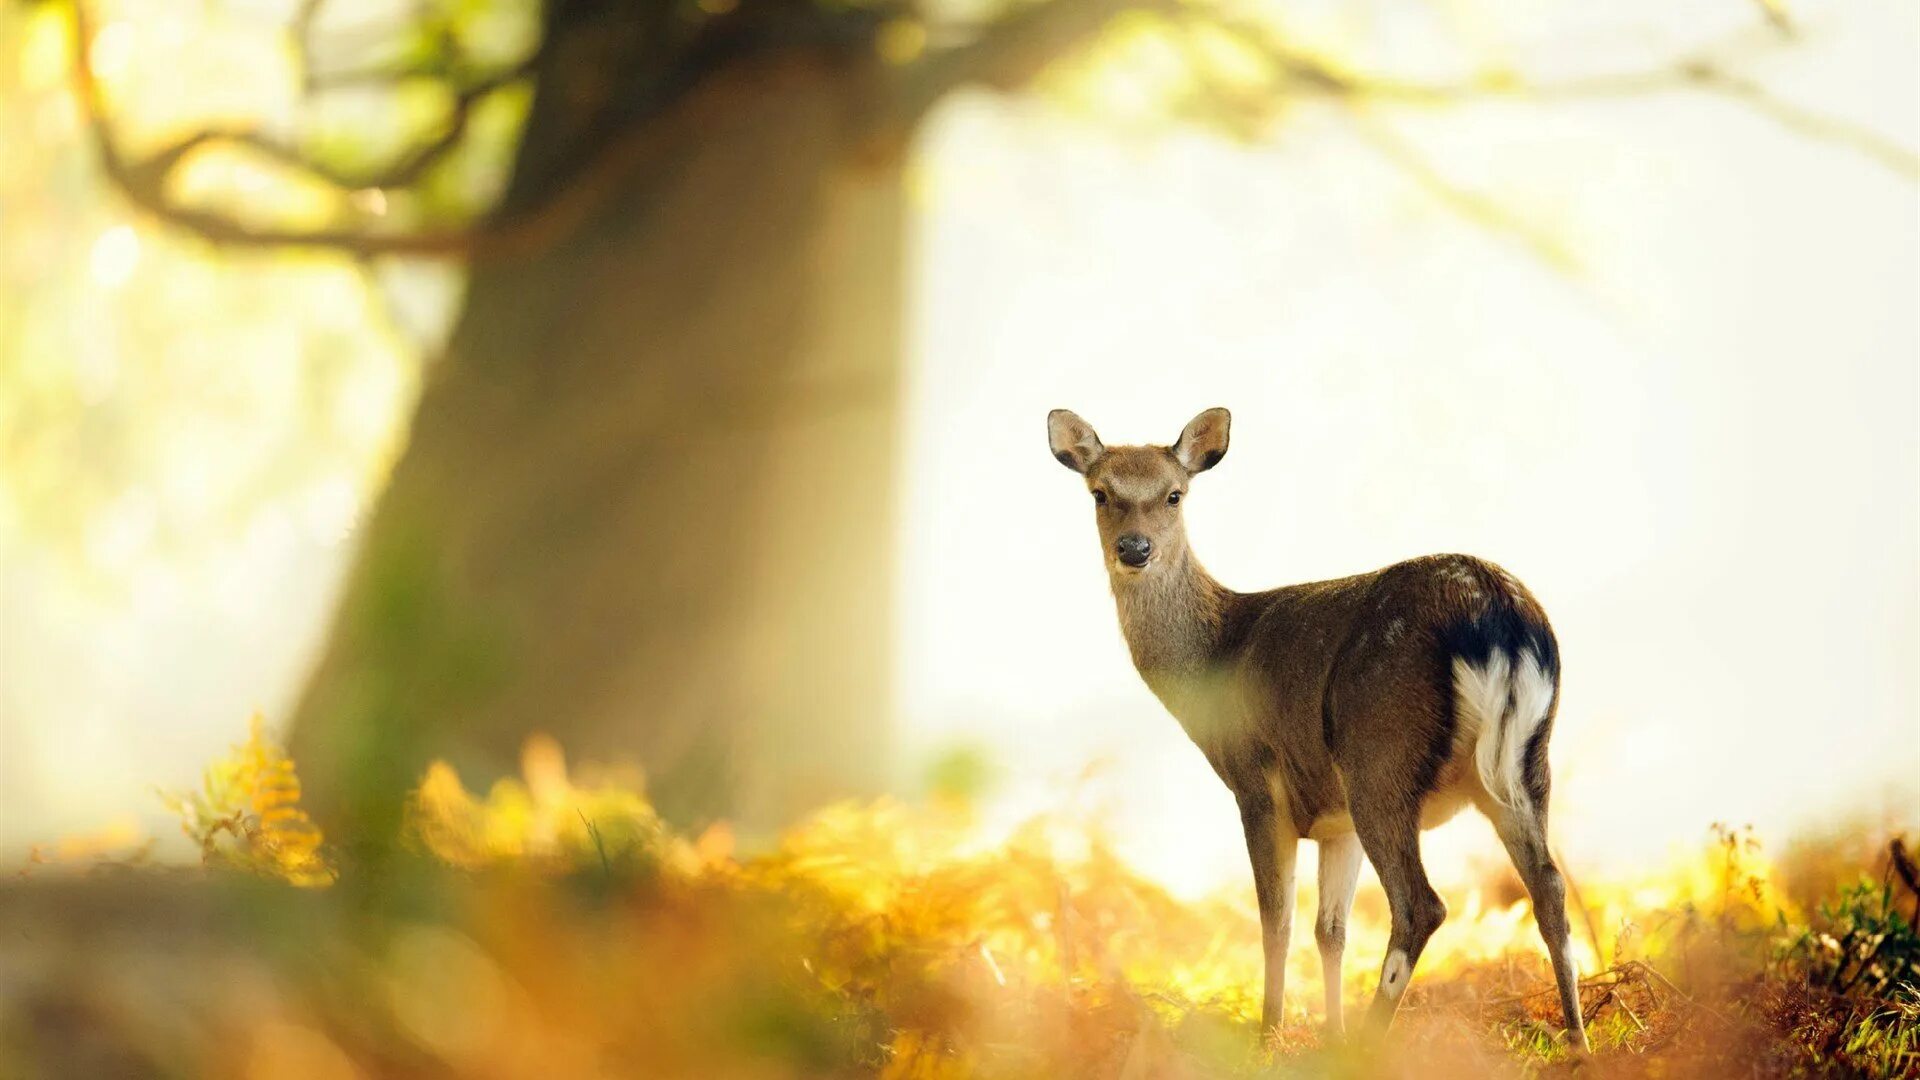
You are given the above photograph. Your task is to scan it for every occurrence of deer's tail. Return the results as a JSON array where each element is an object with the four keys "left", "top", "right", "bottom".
[{"left": 1445, "top": 598, "right": 1560, "bottom": 816}]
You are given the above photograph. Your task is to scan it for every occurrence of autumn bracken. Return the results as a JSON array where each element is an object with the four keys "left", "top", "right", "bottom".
[{"left": 7, "top": 720, "right": 1914, "bottom": 1078}]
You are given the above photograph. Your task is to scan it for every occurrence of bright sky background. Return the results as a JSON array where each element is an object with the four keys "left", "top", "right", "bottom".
[
  {"left": 896, "top": 1, "right": 1918, "bottom": 894},
  {"left": 2, "top": 1, "right": 1914, "bottom": 899}
]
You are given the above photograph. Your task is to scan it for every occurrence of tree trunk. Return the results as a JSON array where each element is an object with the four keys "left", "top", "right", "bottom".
[{"left": 288, "top": 58, "right": 904, "bottom": 846}]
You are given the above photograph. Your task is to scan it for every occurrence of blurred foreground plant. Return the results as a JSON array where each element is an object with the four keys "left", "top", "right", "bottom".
[
  {"left": 13, "top": 720, "right": 1893, "bottom": 1078},
  {"left": 159, "top": 714, "right": 333, "bottom": 887},
  {"left": 407, "top": 734, "right": 702, "bottom": 878}
]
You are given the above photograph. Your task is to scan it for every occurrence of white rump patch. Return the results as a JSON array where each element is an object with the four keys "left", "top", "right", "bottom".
[{"left": 1455, "top": 648, "right": 1555, "bottom": 815}]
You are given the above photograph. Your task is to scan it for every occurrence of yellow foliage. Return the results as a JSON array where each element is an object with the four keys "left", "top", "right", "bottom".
[
  {"left": 160, "top": 713, "right": 332, "bottom": 887},
  {"left": 881, "top": 1030, "right": 973, "bottom": 1079},
  {"left": 21, "top": 815, "right": 149, "bottom": 870},
  {"left": 155, "top": 720, "right": 1809, "bottom": 1023},
  {"left": 407, "top": 733, "right": 697, "bottom": 876},
  {"left": 128, "top": 720, "right": 1909, "bottom": 1077}
]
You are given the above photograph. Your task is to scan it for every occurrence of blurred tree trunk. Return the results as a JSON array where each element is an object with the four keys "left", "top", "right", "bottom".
[{"left": 288, "top": 51, "right": 904, "bottom": 845}]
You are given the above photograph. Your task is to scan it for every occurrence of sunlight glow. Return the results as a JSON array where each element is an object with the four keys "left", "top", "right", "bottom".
[
  {"left": 87, "top": 223, "right": 139, "bottom": 287},
  {"left": 898, "top": 3, "right": 1919, "bottom": 895},
  {"left": 1, "top": 0, "right": 1912, "bottom": 906},
  {"left": 87, "top": 21, "right": 134, "bottom": 81},
  {"left": 17, "top": 6, "right": 70, "bottom": 91}
]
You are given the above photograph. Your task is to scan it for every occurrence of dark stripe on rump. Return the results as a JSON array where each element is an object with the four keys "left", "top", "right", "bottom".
[
  {"left": 1437, "top": 596, "right": 1560, "bottom": 679},
  {"left": 1521, "top": 712, "right": 1554, "bottom": 809}
]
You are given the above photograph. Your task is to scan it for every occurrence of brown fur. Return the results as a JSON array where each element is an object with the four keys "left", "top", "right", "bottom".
[{"left": 1046, "top": 408, "right": 1589, "bottom": 1051}]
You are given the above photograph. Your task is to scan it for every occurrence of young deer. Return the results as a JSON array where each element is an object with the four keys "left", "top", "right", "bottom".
[{"left": 1046, "top": 407, "right": 1589, "bottom": 1050}]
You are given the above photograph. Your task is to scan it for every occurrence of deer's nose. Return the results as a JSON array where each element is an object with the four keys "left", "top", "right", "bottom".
[{"left": 1115, "top": 534, "right": 1152, "bottom": 568}]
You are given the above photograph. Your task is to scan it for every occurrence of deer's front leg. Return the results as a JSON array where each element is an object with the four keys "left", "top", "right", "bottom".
[{"left": 1237, "top": 789, "right": 1299, "bottom": 1034}]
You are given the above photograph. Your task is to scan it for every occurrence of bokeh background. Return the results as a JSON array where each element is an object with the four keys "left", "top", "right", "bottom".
[{"left": 1, "top": 0, "right": 1914, "bottom": 900}]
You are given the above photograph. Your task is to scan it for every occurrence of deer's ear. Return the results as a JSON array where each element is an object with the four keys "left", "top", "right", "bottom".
[
  {"left": 1172, "top": 408, "right": 1231, "bottom": 474},
  {"left": 1047, "top": 409, "right": 1105, "bottom": 475}
]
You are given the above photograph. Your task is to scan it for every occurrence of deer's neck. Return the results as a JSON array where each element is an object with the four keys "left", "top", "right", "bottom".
[{"left": 1112, "top": 550, "right": 1235, "bottom": 683}]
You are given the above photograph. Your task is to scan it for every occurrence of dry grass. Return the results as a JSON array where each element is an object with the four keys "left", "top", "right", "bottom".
[{"left": 4, "top": 726, "right": 1915, "bottom": 1079}]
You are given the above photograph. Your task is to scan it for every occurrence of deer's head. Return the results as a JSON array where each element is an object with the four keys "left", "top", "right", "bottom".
[{"left": 1046, "top": 408, "right": 1230, "bottom": 581}]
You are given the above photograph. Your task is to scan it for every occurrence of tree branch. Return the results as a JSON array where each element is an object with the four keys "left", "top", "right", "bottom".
[
  {"left": 72, "top": 0, "right": 1916, "bottom": 260},
  {"left": 911, "top": 3, "right": 1916, "bottom": 182},
  {"left": 72, "top": 0, "right": 891, "bottom": 259},
  {"left": 72, "top": 0, "right": 604, "bottom": 258},
  {"left": 1343, "top": 110, "right": 1574, "bottom": 271},
  {"left": 896, "top": 0, "right": 1180, "bottom": 125},
  {"left": 1652, "top": 62, "right": 1918, "bottom": 181},
  {"left": 144, "top": 60, "right": 536, "bottom": 196},
  {"left": 1189, "top": 13, "right": 1918, "bottom": 180}
]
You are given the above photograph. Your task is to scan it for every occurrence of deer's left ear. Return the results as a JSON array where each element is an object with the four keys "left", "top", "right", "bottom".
[{"left": 1172, "top": 408, "right": 1231, "bottom": 474}]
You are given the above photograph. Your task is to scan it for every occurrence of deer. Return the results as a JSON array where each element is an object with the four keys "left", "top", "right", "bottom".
[{"left": 1045, "top": 407, "right": 1589, "bottom": 1052}]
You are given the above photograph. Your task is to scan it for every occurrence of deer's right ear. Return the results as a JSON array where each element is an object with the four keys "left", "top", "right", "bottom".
[
  {"left": 1172, "top": 407, "right": 1230, "bottom": 474},
  {"left": 1047, "top": 409, "right": 1105, "bottom": 475}
]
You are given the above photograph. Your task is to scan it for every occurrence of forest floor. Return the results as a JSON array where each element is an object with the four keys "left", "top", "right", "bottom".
[{"left": 5, "top": 721, "right": 1917, "bottom": 1079}]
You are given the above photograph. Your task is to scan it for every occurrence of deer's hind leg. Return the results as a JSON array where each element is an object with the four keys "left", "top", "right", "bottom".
[
  {"left": 1479, "top": 793, "right": 1592, "bottom": 1053},
  {"left": 1347, "top": 799, "right": 1446, "bottom": 1035},
  {"left": 1331, "top": 652, "right": 1453, "bottom": 1037}
]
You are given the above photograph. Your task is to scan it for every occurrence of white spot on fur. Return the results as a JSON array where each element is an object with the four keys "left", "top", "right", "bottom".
[
  {"left": 1384, "top": 617, "right": 1405, "bottom": 644},
  {"left": 1455, "top": 648, "right": 1554, "bottom": 815},
  {"left": 1381, "top": 950, "right": 1410, "bottom": 996}
]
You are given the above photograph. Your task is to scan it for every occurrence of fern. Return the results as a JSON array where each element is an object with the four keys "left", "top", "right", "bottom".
[{"left": 159, "top": 714, "right": 332, "bottom": 887}]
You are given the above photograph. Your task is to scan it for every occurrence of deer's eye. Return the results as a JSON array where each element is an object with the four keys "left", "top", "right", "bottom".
[
  {"left": 1091, "top": 490, "right": 1108, "bottom": 506},
  {"left": 1167, "top": 491, "right": 1182, "bottom": 506}
]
